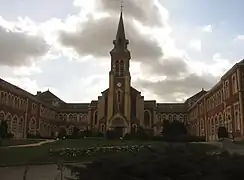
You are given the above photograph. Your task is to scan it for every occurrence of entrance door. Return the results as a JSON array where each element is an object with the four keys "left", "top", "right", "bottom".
[{"left": 114, "top": 127, "right": 123, "bottom": 138}]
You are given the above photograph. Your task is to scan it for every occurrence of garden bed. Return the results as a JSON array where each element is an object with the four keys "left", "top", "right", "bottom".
[{"left": 49, "top": 145, "right": 151, "bottom": 161}]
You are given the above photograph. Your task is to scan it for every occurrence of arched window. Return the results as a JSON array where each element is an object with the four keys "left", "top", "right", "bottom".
[
  {"left": 11, "top": 116, "right": 18, "bottom": 136},
  {"left": 219, "top": 114, "right": 223, "bottom": 126},
  {"left": 115, "top": 60, "right": 119, "bottom": 76},
  {"left": 0, "top": 111, "right": 4, "bottom": 124},
  {"left": 5, "top": 114, "right": 12, "bottom": 132},
  {"left": 100, "top": 124, "right": 105, "bottom": 132},
  {"left": 73, "top": 114, "right": 78, "bottom": 122},
  {"left": 235, "top": 111, "right": 240, "bottom": 130},
  {"left": 29, "top": 118, "right": 36, "bottom": 135},
  {"left": 59, "top": 114, "right": 63, "bottom": 121},
  {"left": 144, "top": 111, "right": 150, "bottom": 127},
  {"left": 168, "top": 114, "right": 172, "bottom": 122},
  {"left": 2, "top": 93, "right": 7, "bottom": 104},
  {"left": 215, "top": 116, "right": 218, "bottom": 130},
  {"left": 119, "top": 60, "right": 124, "bottom": 76},
  {"left": 131, "top": 124, "right": 137, "bottom": 134},
  {"left": 117, "top": 90, "right": 121, "bottom": 103},
  {"left": 19, "top": 117, "right": 24, "bottom": 138},
  {"left": 79, "top": 114, "right": 83, "bottom": 122},
  {"left": 7, "top": 94, "right": 11, "bottom": 106},
  {"left": 15, "top": 97, "right": 19, "bottom": 108},
  {"left": 68, "top": 114, "right": 73, "bottom": 121},
  {"left": 94, "top": 111, "right": 98, "bottom": 125}
]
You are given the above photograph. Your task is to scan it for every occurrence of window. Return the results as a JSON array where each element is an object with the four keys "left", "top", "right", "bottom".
[
  {"left": 168, "top": 114, "right": 172, "bottom": 122},
  {"left": 211, "top": 118, "right": 215, "bottom": 136},
  {"left": 144, "top": 111, "right": 150, "bottom": 127},
  {"left": 219, "top": 114, "right": 223, "bottom": 126},
  {"left": 31, "top": 103, "right": 37, "bottom": 114},
  {"left": 232, "top": 74, "right": 237, "bottom": 94},
  {"left": 234, "top": 103, "right": 240, "bottom": 131},
  {"left": 162, "top": 114, "right": 166, "bottom": 121},
  {"left": 115, "top": 60, "right": 119, "bottom": 76},
  {"left": 114, "top": 60, "right": 125, "bottom": 77},
  {"left": 179, "top": 114, "right": 183, "bottom": 121},
  {"left": 157, "top": 115, "right": 161, "bottom": 123},
  {"left": 117, "top": 90, "right": 121, "bottom": 103},
  {"left": 224, "top": 80, "right": 229, "bottom": 99},
  {"left": 119, "top": 60, "right": 124, "bottom": 76},
  {"left": 183, "top": 114, "right": 187, "bottom": 122}
]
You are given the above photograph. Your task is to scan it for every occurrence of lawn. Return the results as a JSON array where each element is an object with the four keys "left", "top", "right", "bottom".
[
  {"left": 0, "top": 138, "right": 218, "bottom": 166},
  {"left": 0, "top": 139, "right": 44, "bottom": 147},
  {"left": 0, "top": 138, "right": 159, "bottom": 166}
]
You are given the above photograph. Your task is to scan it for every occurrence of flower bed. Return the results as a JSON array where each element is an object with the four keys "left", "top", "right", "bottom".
[{"left": 49, "top": 145, "right": 151, "bottom": 159}]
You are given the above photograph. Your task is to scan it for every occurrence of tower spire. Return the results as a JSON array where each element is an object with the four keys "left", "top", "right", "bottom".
[
  {"left": 112, "top": 0, "right": 129, "bottom": 51},
  {"left": 120, "top": 0, "right": 124, "bottom": 13}
]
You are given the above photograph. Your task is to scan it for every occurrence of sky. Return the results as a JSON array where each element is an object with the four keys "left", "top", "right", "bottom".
[{"left": 0, "top": 0, "right": 244, "bottom": 103}]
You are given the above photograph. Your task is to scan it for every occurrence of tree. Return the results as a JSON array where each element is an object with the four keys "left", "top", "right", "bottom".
[
  {"left": 162, "top": 120, "right": 188, "bottom": 138},
  {"left": 218, "top": 126, "right": 228, "bottom": 139},
  {"left": 58, "top": 127, "right": 67, "bottom": 139},
  {"left": 0, "top": 121, "right": 8, "bottom": 139},
  {"left": 71, "top": 127, "right": 80, "bottom": 138}
]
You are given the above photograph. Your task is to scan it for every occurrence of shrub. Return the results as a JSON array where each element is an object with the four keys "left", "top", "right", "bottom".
[
  {"left": 6, "top": 133, "right": 14, "bottom": 139},
  {"left": 0, "top": 121, "right": 8, "bottom": 139},
  {"left": 106, "top": 130, "right": 116, "bottom": 140},
  {"left": 218, "top": 126, "right": 228, "bottom": 139},
  {"left": 66, "top": 144, "right": 240, "bottom": 180},
  {"left": 123, "top": 127, "right": 150, "bottom": 141},
  {"left": 96, "top": 132, "right": 104, "bottom": 138}
]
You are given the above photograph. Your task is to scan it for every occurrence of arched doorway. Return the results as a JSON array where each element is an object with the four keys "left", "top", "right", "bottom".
[{"left": 110, "top": 117, "right": 126, "bottom": 138}]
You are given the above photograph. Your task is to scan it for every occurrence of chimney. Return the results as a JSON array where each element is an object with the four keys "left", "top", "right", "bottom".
[{"left": 36, "top": 91, "right": 42, "bottom": 96}]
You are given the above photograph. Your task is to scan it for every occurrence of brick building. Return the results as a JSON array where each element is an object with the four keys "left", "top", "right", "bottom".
[
  {"left": 188, "top": 59, "right": 244, "bottom": 141},
  {"left": 1, "top": 11, "right": 243, "bottom": 140}
]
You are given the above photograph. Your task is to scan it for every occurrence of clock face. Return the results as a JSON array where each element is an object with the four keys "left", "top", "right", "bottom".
[{"left": 117, "top": 82, "right": 121, "bottom": 87}]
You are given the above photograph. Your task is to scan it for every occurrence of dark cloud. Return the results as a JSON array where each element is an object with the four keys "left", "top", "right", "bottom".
[
  {"left": 0, "top": 26, "right": 49, "bottom": 66},
  {"left": 141, "top": 56, "right": 189, "bottom": 77},
  {"left": 135, "top": 73, "right": 218, "bottom": 102},
  {"left": 59, "top": 15, "right": 162, "bottom": 62}
]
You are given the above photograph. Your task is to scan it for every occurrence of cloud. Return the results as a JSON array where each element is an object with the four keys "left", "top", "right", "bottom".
[
  {"left": 135, "top": 73, "right": 218, "bottom": 102},
  {"left": 234, "top": 35, "right": 244, "bottom": 41},
  {"left": 0, "top": 18, "right": 49, "bottom": 67},
  {"left": 189, "top": 39, "right": 202, "bottom": 51},
  {"left": 141, "top": 56, "right": 189, "bottom": 77},
  {"left": 59, "top": 15, "right": 163, "bottom": 63},
  {"left": 202, "top": 25, "right": 212, "bottom": 33},
  {"left": 95, "top": 0, "right": 166, "bottom": 27}
]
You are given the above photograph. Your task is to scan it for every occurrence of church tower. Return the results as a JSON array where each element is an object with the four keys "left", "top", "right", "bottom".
[{"left": 107, "top": 11, "right": 132, "bottom": 130}]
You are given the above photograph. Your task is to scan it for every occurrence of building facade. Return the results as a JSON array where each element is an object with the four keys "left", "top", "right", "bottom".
[
  {"left": 1, "top": 12, "right": 244, "bottom": 140},
  {"left": 188, "top": 60, "right": 244, "bottom": 141}
]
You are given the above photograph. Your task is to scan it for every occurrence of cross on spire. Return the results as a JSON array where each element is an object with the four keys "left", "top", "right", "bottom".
[{"left": 120, "top": 0, "right": 124, "bottom": 13}]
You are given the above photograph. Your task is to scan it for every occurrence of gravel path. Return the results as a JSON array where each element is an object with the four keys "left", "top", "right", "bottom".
[{"left": 2, "top": 139, "right": 56, "bottom": 148}]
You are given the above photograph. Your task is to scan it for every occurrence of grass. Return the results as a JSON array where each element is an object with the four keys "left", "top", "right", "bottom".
[
  {"left": 0, "top": 138, "right": 218, "bottom": 166},
  {"left": 0, "top": 139, "right": 44, "bottom": 147},
  {"left": 0, "top": 138, "right": 158, "bottom": 166}
]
